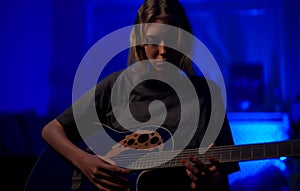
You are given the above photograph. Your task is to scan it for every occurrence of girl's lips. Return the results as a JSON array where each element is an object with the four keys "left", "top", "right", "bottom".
[{"left": 155, "top": 60, "right": 167, "bottom": 65}]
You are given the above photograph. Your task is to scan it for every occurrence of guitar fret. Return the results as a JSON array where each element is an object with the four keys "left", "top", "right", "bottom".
[
  {"left": 251, "top": 145, "right": 254, "bottom": 159},
  {"left": 214, "top": 150, "right": 221, "bottom": 162},
  {"left": 253, "top": 144, "right": 264, "bottom": 159},
  {"left": 206, "top": 149, "right": 219, "bottom": 163},
  {"left": 229, "top": 147, "right": 232, "bottom": 162},
  {"left": 176, "top": 151, "right": 187, "bottom": 167},
  {"left": 294, "top": 141, "right": 300, "bottom": 155},
  {"left": 278, "top": 142, "right": 293, "bottom": 156},
  {"left": 231, "top": 146, "right": 240, "bottom": 161},
  {"left": 265, "top": 143, "right": 277, "bottom": 158},
  {"left": 239, "top": 146, "right": 242, "bottom": 161},
  {"left": 241, "top": 145, "right": 251, "bottom": 161},
  {"left": 220, "top": 148, "right": 222, "bottom": 162},
  {"left": 291, "top": 142, "right": 294, "bottom": 156},
  {"left": 220, "top": 146, "right": 231, "bottom": 162},
  {"left": 202, "top": 149, "right": 212, "bottom": 164},
  {"left": 263, "top": 144, "right": 266, "bottom": 158},
  {"left": 174, "top": 155, "right": 179, "bottom": 167},
  {"left": 209, "top": 149, "right": 215, "bottom": 163},
  {"left": 176, "top": 158, "right": 183, "bottom": 166},
  {"left": 201, "top": 152, "right": 205, "bottom": 163}
]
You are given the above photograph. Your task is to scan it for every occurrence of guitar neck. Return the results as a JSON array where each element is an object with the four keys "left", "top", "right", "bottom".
[
  {"left": 193, "top": 139, "right": 300, "bottom": 163},
  {"left": 128, "top": 139, "right": 300, "bottom": 170}
]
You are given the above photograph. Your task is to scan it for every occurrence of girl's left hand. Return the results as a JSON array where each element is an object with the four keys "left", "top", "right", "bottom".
[{"left": 182, "top": 155, "right": 230, "bottom": 191}]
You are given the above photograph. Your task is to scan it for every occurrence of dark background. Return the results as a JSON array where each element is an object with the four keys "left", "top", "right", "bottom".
[{"left": 0, "top": 0, "right": 299, "bottom": 190}]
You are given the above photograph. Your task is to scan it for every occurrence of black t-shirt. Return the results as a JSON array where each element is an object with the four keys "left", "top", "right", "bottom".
[{"left": 56, "top": 69, "right": 240, "bottom": 190}]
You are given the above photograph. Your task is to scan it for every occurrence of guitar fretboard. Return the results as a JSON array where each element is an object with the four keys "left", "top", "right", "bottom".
[{"left": 127, "top": 139, "right": 300, "bottom": 170}]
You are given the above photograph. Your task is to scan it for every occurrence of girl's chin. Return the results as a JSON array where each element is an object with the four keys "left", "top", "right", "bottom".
[
  {"left": 155, "top": 60, "right": 167, "bottom": 66},
  {"left": 152, "top": 61, "right": 179, "bottom": 71},
  {"left": 151, "top": 61, "right": 167, "bottom": 72}
]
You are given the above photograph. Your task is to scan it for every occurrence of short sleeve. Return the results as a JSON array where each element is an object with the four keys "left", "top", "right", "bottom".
[
  {"left": 55, "top": 71, "right": 121, "bottom": 143},
  {"left": 56, "top": 85, "right": 97, "bottom": 143}
]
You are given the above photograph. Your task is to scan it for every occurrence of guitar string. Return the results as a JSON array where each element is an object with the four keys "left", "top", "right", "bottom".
[
  {"left": 110, "top": 142, "right": 297, "bottom": 163},
  {"left": 110, "top": 139, "right": 298, "bottom": 162},
  {"left": 100, "top": 140, "right": 299, "bottom": 169},
  {"left": 113, "top": 149, "right": 296, "bottom": 169},
  {"left": 111, "top": 146, "right": 275, "bottom": 168},
  {"left": 109, "top": 140, "right": 299, "bottom": 167}
]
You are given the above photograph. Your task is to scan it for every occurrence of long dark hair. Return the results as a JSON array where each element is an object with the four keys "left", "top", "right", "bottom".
[{"left": 127, "top": 0, "right": 195, "bottom": 75}]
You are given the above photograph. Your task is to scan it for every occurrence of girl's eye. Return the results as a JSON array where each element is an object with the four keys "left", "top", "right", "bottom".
[
  {"left": 146, "top": 37, "right": 160, "bottom": 45},
  {"left": 145, "top": 36, "right": 178, "bottom": 47}
]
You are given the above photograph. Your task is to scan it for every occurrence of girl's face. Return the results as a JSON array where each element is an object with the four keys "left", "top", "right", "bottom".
[{"left": 143, "top": 19, "right": 181, "bottom": 72}]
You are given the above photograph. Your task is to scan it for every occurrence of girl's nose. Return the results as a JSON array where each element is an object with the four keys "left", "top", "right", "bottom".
[{"left": 158, "top": 41, "right": 167, "bottom": 56}]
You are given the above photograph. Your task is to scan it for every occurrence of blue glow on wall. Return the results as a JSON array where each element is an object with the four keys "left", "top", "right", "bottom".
[{"left": 228, "top": 112, "right": 290, "bottom": 189}]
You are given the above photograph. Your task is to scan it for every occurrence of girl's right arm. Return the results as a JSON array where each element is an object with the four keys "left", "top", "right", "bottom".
[{"left": 41, "top": 119, "right": 130, "bottom": 191}]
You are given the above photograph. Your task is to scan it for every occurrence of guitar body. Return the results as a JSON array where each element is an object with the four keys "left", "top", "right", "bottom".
[{"left": 25, "top": 125, "right": 174, "bottom": 191}]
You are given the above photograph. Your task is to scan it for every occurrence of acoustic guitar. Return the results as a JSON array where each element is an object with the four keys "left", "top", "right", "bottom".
[{"left": 24, "top": 124, "right": 300, "bottom": 191}]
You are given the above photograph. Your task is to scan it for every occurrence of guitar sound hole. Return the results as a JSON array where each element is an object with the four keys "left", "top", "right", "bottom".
[
  {"left": 150, "top": 137, "right": 159, "bottom": 144},
  {"left": 138, "top": 134, "right": 149, "bottom": 143},
  {"left": 127, "top": 139, "right": 135, "bottom": 145}
]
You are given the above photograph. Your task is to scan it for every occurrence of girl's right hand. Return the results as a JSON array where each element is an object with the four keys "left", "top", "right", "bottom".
[{"left": 75, "top": 153, "right": 130, "bottom": 191}]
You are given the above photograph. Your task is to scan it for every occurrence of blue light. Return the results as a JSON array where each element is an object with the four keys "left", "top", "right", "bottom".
[
  {"left": 227, "top": 112, "right": 290, "bottom": 186},
  {"left": 239, "top": 100, "right": 251, "bottom": 111},
  {"left": 280, "top": 157, "right": 287, "bottom": 161}
]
